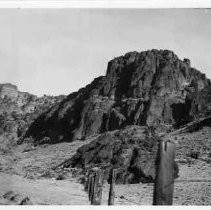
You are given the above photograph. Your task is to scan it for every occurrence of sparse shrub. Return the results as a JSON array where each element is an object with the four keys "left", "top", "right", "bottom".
[
  {"left": 56, "top": 174, "right": 66, "bottom": 180},
  {"left": 186, "top": 157, "right": 195, "bottom": 165},
  {"left": 79, "top": 176, "right": 86, "bottom": 184},
  {"left": 187, "top": 150, "right": 200, "bottom": 159}
]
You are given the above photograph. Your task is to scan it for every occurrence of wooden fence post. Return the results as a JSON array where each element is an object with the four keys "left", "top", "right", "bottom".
[
  {"left": 89, "top": 174, "right": 95, "bottom": 201},
  {"left": 108, "top": 168, "right": 116, "bottom": 205},
  {"left": 91, "top": 169, "right": 104, "bottom": 205},
  {"left": 153, "top": 140, "right": 176, "bottom": 205},
  {"left": 85, "top": 171, "right": 90, "bottom": 192}
]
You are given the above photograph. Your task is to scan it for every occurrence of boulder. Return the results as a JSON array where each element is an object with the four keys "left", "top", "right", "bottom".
[
  {"left": 2, "top": 191, "right": 33, "bottom": 205},
  {"left": 19, "top": 197, "right": 33, "bottom": 205}
]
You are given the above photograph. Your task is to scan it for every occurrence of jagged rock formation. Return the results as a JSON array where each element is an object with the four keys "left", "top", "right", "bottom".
[
  {"left": 0, "top": 83, "right": 65, "bottom": 141},
  {"left": 24, "top": 49, "right": 211, "bottom": 144},
  {"left": 59, "top": 126, "right": 178, "bottom": 183},
  {"left": 60, "top": 125, "right": 178, "bottom": 184},
  {"left": 62, "top": 126, "right": 158, "bottom": 183}
]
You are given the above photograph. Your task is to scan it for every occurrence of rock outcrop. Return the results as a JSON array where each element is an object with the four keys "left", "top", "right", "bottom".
[
  {"left": 0, "top": 83, "right": 65, "bottom": 142},
  {"left": 24, "top": 49, "right": 211, "bottom": 144},
  {"left": 59, "top": 125, "right": 178, "bottom": 183},
  {"left": 1, "top": 191, "right": 33, "bottom": 205},
  {"left": 0, "top": 83, "right": 19, "bottom": 100}
]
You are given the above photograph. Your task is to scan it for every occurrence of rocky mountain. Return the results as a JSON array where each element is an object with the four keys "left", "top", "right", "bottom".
[
  {"left": 0, "top": 83, "right": 65, "bottom": 141},
  {"left": 1, "top": 49, "right": 211, "bottom": 185},
  {"left": 15, "top": 49, "right": 210, "bottom": 184},
  {"left": 24, "top": 49, "right": 211, "bottom": 145}
]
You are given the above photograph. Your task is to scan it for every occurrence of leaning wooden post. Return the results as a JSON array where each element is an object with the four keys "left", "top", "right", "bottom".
[
  {"left": 91, "top": 169, "right": 104, "bottom": 205},
  {"left": 85, "top": 171, "right": 91, "bottom": 192},
  {"left": 87, "top": 172, "right": 92, "bottom": 195},
  {"left": 108, "top": 168, "right": 116, "bottom": 205},
  {"left": 153, "top": 140, "right": 176, "bottom": 205},
  {"left": 85, "top": 171, "right": 92, "bottom": 193},
  {"left": 89, "top": 174, "right": 95, "bottom": 201}
]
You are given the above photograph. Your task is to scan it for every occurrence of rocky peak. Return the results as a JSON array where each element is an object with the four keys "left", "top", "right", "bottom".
[
  {"left": 23, "top": 49, "right": 211, "bottom": 144},
  {"left": 102, "top": 49, "right": 209, "bottom": 101},
  {"left": 0, "top": 83, "right": 19, "bottom": 100}
]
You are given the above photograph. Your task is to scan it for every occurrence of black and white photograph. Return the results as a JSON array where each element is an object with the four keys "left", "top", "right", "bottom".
[{"left": 0, "top": 0, "right": 210, "bottom": 206}]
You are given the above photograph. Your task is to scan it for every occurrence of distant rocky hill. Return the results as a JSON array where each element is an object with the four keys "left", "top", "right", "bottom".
[
  {"left": 0, "top": 83, "right": 65, "bottom": 141},
  {"left": 24, "top": 49, "right": 211, "bottom": 145}
]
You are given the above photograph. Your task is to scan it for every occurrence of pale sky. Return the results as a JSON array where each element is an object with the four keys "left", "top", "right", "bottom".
[{"left": 0, "top": 9, "right": 210, "bottom": 96}]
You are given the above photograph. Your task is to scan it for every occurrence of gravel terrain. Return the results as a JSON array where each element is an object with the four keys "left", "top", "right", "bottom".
[{"left": 0, "top": 127, "right": 210, "bottom": 205}]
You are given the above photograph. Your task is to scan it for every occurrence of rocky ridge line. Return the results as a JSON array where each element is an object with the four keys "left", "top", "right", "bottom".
[{"left": 24, "top": 49, "right": 211, "bottom": 144}]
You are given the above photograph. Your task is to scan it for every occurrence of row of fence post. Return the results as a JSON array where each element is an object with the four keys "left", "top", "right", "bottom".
[
  {"left": 85, "top": 168, "right": 117, "bottom": 205},
  {"left": 85, "top": 140, "right": 176, "bottom": 205}
]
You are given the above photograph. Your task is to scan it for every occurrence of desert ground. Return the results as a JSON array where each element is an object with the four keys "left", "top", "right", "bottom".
[{"left": 0, "top": 127, "right": 210, "bottom": 205}]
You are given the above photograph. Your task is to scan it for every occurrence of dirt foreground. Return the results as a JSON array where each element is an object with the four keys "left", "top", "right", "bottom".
[{"left": 0, "top": 128, "right": 210, "bottom": 205}]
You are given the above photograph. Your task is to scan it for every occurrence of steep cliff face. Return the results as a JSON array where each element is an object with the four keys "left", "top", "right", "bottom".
[{"left": 24, "top": 49, "right": 211, "bottom": 144}]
